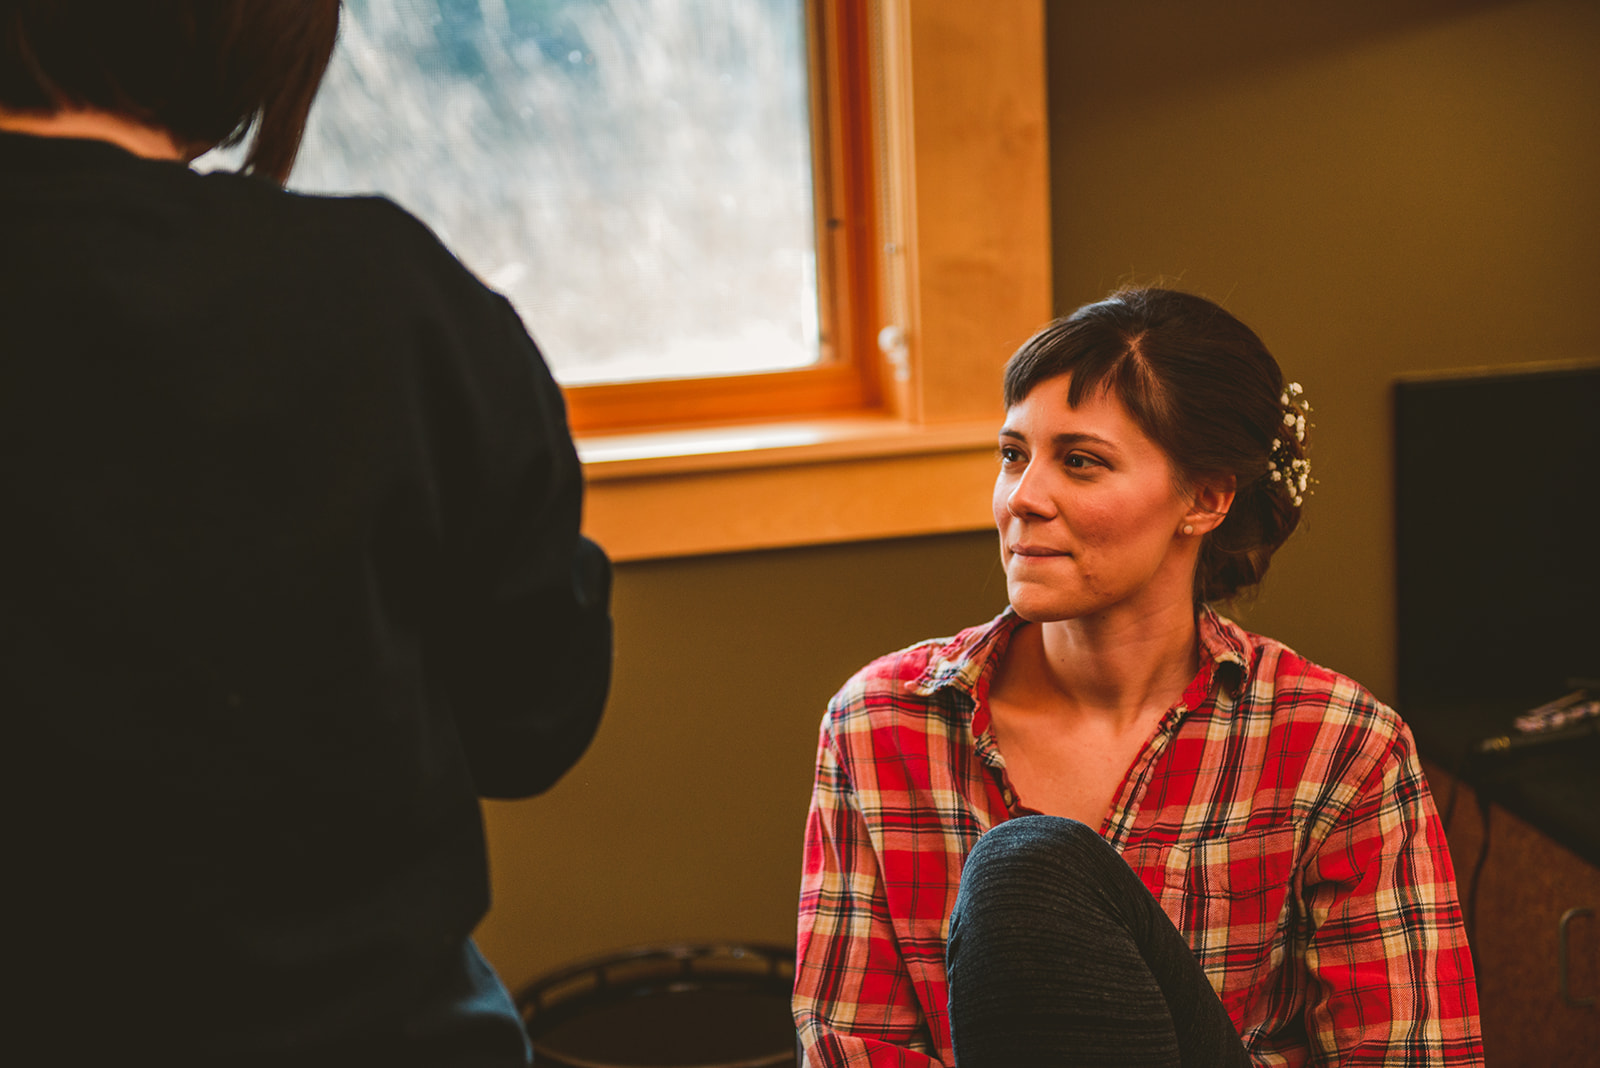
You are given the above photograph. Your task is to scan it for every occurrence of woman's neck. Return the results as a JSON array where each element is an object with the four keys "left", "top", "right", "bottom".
[
  {"left": 1013, "top": 595, "right": 1201, "bottom": 729},
  {"left": 0, "top": 105, "right": 186, "bottom": 162}
]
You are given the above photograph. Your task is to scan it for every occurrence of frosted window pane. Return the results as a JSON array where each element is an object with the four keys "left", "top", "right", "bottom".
[{"left": 217, "top": 0, "right": 820, "bottom": 385}]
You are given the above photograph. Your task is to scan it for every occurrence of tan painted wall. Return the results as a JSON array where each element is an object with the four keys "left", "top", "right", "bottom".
[{"left": 479, "top": 0, "right": 1600, "bottom": 993}]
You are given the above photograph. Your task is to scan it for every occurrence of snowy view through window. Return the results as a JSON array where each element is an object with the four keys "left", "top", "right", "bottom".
[{"left": 216, "top": 0, "right": 820, "bottom": 385}]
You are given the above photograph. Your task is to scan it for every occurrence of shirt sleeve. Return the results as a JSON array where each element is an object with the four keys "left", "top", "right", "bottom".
[
  {"left": 1295, "top": 727, "right": 1484, "bottom": 1066},
  {"left": 794, "top": 718, "right": 948, "bottom": 1067},
  {"left": 431, "top": 295, "right": 613, "bottom": 800}
]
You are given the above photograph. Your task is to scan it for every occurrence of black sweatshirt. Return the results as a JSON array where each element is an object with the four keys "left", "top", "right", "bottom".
[{"left": 1, "top": 130, "right": 611, "bottom": 1058}]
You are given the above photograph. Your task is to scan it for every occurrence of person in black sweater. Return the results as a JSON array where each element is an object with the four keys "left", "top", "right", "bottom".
[{"left": 1, "top": 3, "right": 612, "bottom": 1063}]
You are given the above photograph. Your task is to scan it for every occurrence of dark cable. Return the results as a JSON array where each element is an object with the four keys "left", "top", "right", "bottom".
[{"left": 1463, "top": 786, "right": 1492, "bottom": 974}]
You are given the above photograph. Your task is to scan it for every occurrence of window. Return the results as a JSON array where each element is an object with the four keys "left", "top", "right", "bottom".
[
  {"left": 258, "top": 0, "right": 881, "bottom": 434},
  {"left": 575, "top": 0, "right": 1054, "bottom": 560}
]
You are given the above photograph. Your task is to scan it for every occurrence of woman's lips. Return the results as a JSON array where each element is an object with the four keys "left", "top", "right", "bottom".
[{"left": 1009, "top": 544, "right": 1070, "bottom": 557}]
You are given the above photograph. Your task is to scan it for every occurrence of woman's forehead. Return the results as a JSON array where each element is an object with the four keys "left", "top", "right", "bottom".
[
  {"left": 1005, "top": 375, "right": 1168, "bottom": 453},
  {"left": 1008, "top": 374, "right": 1131, "bottom": 425}
]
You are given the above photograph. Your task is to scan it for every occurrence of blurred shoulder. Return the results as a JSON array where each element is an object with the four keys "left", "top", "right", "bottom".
[{"left": 210, "top": 175, "right": 486, "bottom": 292}]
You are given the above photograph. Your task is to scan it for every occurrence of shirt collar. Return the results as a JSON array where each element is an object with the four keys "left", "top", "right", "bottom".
[
  {"left": 1, "top": 128, "right": 138, "bottom": 166},
  {"left": 907, "top": 608, "right": 1021, "bottom": 702},
  {"left": 1197, "top": 604, "right": 1251, "bottom": 698},
  {"left": 910, "top": 603, "right": 1252, "bottom": 705},
  {"left": 0, "top": 128, "right": 192, "bottom": 184}
]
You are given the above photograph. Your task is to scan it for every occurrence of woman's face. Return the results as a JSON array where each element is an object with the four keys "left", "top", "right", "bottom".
[{"left": 993, "top": 375, "right": 1199, "bottom": 624}]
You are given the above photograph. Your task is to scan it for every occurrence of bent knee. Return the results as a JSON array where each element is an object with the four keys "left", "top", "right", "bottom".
[{"left": 964, "top": 814, "right": 1107, "bottom": 880}]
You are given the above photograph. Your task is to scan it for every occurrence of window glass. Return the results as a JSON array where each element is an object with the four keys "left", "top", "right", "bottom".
[{"left": 215, "top": 0, "right": 820, "bottom": 386}]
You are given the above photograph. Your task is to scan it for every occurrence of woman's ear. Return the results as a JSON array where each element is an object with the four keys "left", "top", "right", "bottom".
[{"left": 1185, "top": 475, "right": 1237, "bottom": 535}]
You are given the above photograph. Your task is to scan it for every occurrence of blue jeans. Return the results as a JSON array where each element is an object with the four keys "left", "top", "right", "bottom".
[
  {"left": 397, "top": 939, "right": 533, "bottom": 1067},
  {"left": 946, "top": 816, "right": 1252, "bottom": 1068}
]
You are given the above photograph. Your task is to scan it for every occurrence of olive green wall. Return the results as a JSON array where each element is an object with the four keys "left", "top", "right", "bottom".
[
  {"left": 1047, "top": 0, "right": 1600, "bottom": 697},
  {"left": 479, "top": 0, "right": 1600, "bottom": 992},
  {"left": 478, "top": 532, "right": 1007, "bottom": 990}
]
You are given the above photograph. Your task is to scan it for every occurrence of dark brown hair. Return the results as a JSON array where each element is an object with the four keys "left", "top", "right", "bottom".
[
  {"left": 0, "top": 0, "right": 341, "bottom": 184},
  {"left": 1002, "top": 287, "right": 1309, "bottom": 603}
]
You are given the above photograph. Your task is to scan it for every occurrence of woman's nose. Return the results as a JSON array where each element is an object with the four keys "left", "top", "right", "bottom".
[{"left": 1006, "top": 465, "right": 1054, "bottom": 519}]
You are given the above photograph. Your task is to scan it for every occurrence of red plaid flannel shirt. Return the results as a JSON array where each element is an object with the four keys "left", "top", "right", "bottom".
[{"left": 794, "top": 607, "right": 1483, "bottom": 1066}]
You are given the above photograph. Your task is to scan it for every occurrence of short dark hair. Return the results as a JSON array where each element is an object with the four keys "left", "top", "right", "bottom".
[
  {"left": 0, "top": 0, "right": 341, "bottom": 184},
  {"left": 1002, "top": 287, "right": 1309, "bottom": 603}
]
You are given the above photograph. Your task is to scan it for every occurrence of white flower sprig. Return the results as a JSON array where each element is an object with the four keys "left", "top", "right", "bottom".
[
  {"left": 1267, "top": 382, "right": 1312, "bottom": 507},
  {"left": 1280, "top": 382, "right": 1308, "bottom": 443}
]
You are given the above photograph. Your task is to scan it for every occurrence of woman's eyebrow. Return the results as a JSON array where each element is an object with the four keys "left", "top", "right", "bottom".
[{"left": 999, "top": 428, "right": 1118, "bottom": 451}]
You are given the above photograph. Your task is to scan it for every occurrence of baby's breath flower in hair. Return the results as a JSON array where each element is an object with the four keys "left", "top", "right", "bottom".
[{"left": 1266, "top": 382, "right": 1313, "bottom": 506}]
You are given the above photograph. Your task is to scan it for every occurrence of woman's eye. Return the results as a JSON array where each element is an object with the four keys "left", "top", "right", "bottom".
[
  {"left": 998, "top": 445, "right": 1024, "bottom": 464},
  {"left": 1064, "top": 453, "right": 1101, "bottom": 470}
]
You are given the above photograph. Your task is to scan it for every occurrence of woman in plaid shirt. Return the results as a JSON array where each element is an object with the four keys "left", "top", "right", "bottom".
[{"left": 794, "top": 288, "right": 1482, "bottom": 1066}]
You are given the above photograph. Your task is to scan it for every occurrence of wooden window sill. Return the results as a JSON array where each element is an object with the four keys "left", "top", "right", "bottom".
[{"left": 579, "top": 416, "right": 999, "bottom": 561}]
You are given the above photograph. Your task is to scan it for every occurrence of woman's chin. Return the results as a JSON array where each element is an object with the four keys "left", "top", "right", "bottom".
[{"left": 1005, "top": 582, "right": 1089, "bottom": 623}]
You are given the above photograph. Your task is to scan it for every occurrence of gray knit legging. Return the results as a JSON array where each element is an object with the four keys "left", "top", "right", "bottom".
[{"left": 946, "top": 816, "right": 1254, "bottom": 1068}]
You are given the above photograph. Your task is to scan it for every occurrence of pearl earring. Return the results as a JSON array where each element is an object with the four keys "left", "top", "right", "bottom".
[{"left": 1182, "top": 524, "right": 1195, "bottom": 535}]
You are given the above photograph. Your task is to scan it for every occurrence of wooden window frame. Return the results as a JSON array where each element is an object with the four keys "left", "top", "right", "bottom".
[{"left": 577, "top": 0, "right": 1052, "bottom": 562}]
